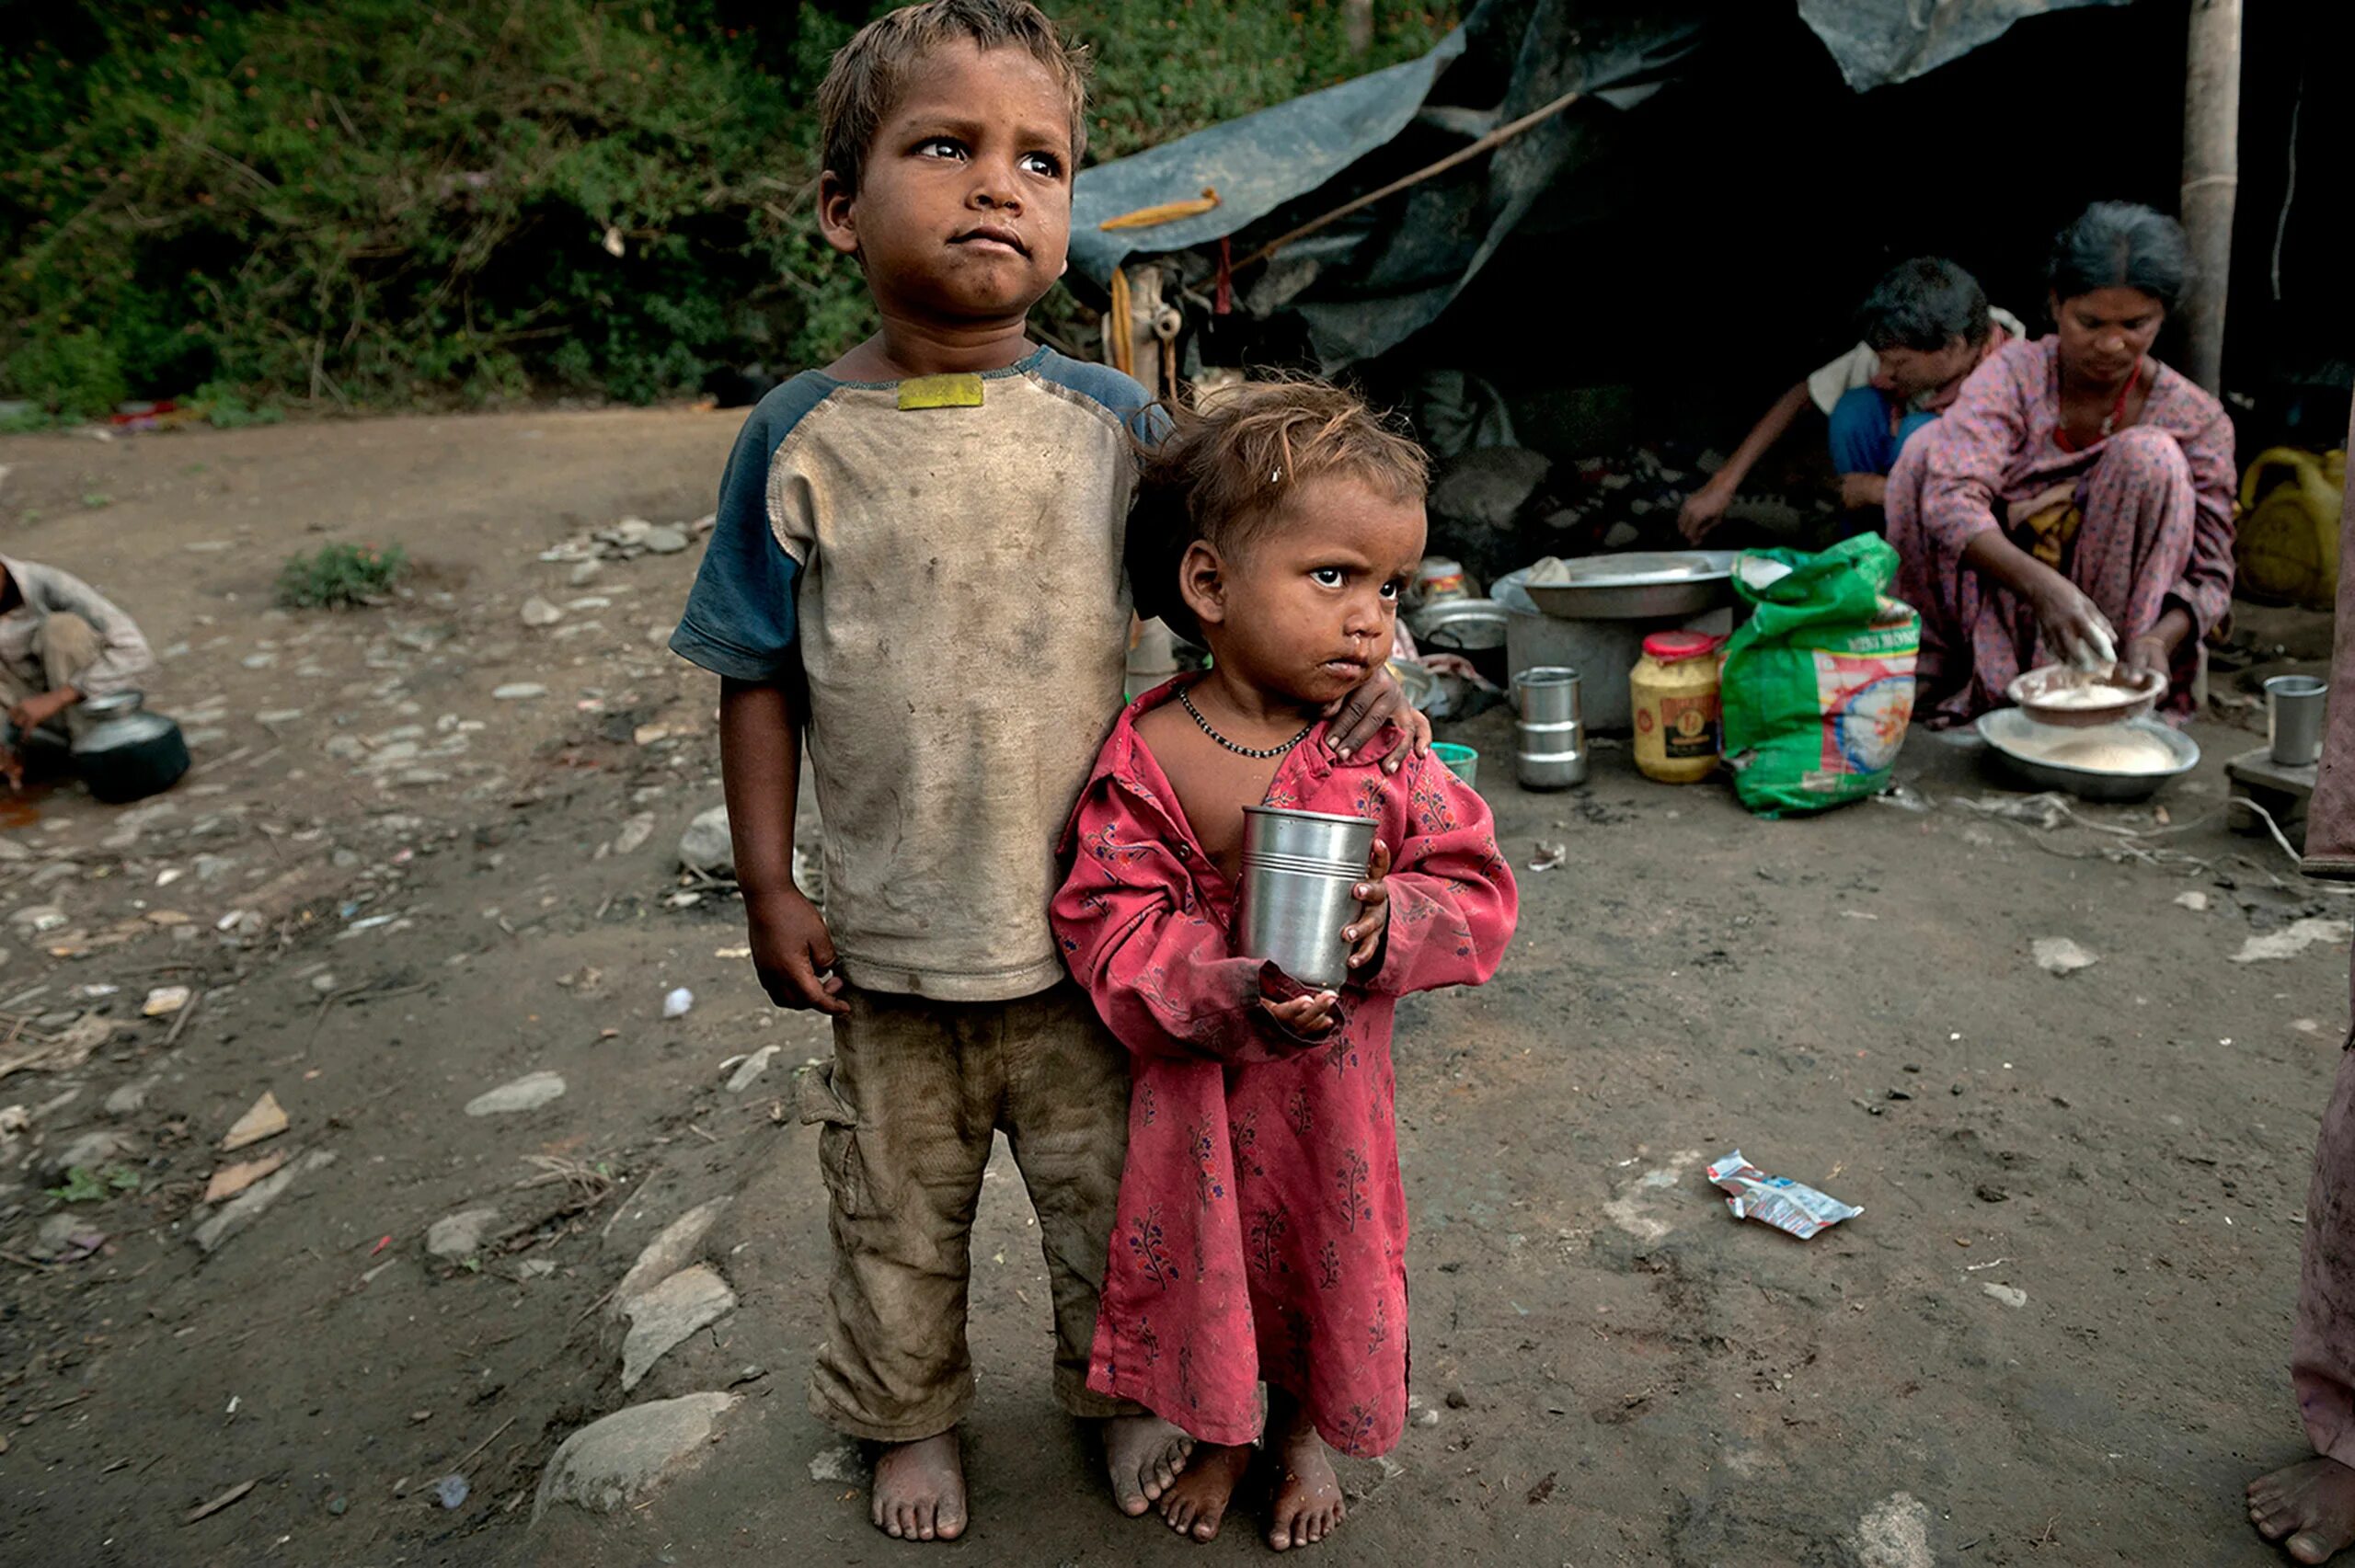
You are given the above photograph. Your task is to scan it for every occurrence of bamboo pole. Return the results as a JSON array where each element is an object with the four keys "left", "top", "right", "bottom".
[{"left": 2179, "top": 0, "right": 2242, "bottom": 395}]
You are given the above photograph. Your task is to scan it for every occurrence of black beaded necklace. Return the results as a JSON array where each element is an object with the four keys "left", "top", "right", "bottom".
[{"left": 1177, "top": 685, "right": 1316, "bottom": 760}]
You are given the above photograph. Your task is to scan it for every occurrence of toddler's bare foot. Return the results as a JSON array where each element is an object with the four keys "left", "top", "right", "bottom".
[
  {"left": 1265, "top": 1404, "right": 1344, "bottom": 1551},
  {"left": 2251, "top": 1456, "right": 2355, "bottom": 1562},
  {"left": 1104, "top": 1413, "right": 1195, "bottom": 1516},
  {"left": 871, "top": 1430, "right": 966, "bottom": 1541},
  {"left": 1157, "top": 1441, "right": 1252, "bottom": 1541}
]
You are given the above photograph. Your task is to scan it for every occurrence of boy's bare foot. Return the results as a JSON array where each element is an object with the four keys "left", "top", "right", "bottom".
[
  {"left": 872, "top": 1430, "right": 966, "bottom": 1541},
  {"left": 2251, "top": 1457, "right": 2355, "bottom": 1562},
  {"left": 1157, "top": 1441, "right": 1252, "bottom": 1541},
  {"left": 1104, "top": 1413, "right": 1195, "bottom": 1516},
  {"left": 1265, "top": 1405, "right": 1344, "bottom": 1551}
]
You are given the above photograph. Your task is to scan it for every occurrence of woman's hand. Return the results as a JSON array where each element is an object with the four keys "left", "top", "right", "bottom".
[
  {"left": 2125, "top": 605, "right": 2195, "bottom": 686},
  {"left": 1343, "top": 838, "right": 1392, "bottom": 975},
  {"left": 745, "top": 886, "right": 850, "bottom": 1016},
  {"left": 1325, "top": 664, "right": 1430, "bottom": 773},
  {"left": 2026, "top": 573, "right": 2117, "bottom": 669}
]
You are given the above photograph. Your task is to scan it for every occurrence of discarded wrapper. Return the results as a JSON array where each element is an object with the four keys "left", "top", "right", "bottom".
[{"left": 1706, "top": 1150, "right": 1861, "bottom": 1241}]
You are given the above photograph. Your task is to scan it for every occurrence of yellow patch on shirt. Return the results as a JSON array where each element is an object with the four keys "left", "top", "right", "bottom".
[{"left": 897, "top": 374, "right": 986, "bottom": 410}]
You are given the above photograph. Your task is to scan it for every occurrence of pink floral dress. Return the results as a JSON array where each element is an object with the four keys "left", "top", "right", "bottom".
[{"left": 1049, "top": 681, "right": 1518, "bottom": 1457}]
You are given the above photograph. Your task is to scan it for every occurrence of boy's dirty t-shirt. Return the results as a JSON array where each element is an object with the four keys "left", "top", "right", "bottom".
[{"left": 671, "top": 347, "right": 1151, "bottom": 1001}]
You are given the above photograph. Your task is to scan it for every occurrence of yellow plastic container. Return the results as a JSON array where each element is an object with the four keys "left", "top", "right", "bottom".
[
  {"left": 1631, "top": 631, "right": 1722, "bottom": 784},
  {"left": 2237, "top": 447, "right": 2346, "bottom": 610}
]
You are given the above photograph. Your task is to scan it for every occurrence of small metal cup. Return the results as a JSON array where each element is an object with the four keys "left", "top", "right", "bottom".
[
  {"left": 2268, "top": 675, "right": 2328, "bottom": 767},
  {"left": 1236, "top": 807, "right": 1377, "bottom": 990},
  {"left": 1516, "top": 717, "right": 1588, "bottom": 790},
  {"left": 1511, "top": 666, "right": 1582, "bottom": 726}
]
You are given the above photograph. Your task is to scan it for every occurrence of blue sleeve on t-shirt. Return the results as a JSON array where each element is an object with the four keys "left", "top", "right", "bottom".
[
  {"left": 1036, "top": 352, "right": 1164, "bottom": 447},
  {"left": 669, "top": 375, "right": 833, "bottom": 682}
]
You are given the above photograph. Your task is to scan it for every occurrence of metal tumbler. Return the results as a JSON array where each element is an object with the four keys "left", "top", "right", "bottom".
[
  {"left": 1512, "top": 666, "right": 1582, "bottom": 724},
  {"left": 1236, "top": 806, "right": 1377, "bottom": 990},
  {"left": 1511, "top": 667, "right": 1587, "bottom": 790},
  {"left": 2268, "top": 675, "right": 2328, "bottom": 767}
]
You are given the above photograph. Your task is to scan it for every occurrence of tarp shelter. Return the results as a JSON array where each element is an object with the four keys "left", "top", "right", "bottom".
[{"left": 1069, "top": 0, "right": 2137, "bottom": 372}]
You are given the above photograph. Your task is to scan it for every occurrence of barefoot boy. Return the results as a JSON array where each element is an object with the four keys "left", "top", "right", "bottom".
[
  {"left": 1051, "top": 382, "right": 1518, "bottom": 1550},
  {"left": 669, "top": 2, "right": 1420, "bottom": 1542}
]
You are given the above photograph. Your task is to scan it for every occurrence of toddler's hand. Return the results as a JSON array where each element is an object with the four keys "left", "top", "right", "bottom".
[
  {"left": 745, "top": 887, "right": 850, "bottom": 1016},
  {"left": 1343, "top": 837, "right": 1392, "bottom": 974},
  {"left": 1261, "top": 989, "right": 1342, "bottom": 1037}
]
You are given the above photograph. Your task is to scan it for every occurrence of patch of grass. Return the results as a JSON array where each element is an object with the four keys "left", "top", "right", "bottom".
[
  {"left": 79, "top": 490, "right": 110, "bottom": 509},
  {"left": 2, "top": 1, "right": 1456, "bottom": 413},
  {"left": 47, "top": 1164, "right": 141, "bottom": 1203},
  {"left": 277, "top": 541, "right": 408, "bottom": 609}
]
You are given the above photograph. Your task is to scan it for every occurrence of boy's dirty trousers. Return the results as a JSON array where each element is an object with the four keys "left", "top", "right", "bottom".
[{"left": 799, "top": 981, "right": 1140, "bottom": 1440}]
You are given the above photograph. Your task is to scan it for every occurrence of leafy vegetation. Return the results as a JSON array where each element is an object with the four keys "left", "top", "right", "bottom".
[
  {"left": 276, "top": 541, "right": 409, "bottom": 608},
  {"left": 2, "top": 1, "right": 1453, "bottom": 420},
  {"left": 48, "top": 1164, "right": 143, "bottom": 1203}
]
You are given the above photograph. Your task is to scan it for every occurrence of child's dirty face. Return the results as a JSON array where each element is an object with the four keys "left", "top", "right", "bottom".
[
  {"left": 1191, "top": 476, "right": 1427, "bottom": 707},
  {"left": 823, "top": 39, "right": 1074, "bottom": 325}
]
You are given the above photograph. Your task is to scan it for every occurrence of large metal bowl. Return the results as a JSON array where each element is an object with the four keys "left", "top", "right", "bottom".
[
  {"left": 1975, "top": 708, "right": 2199, "bottom": 802},
  {"left": 1521, "top": 550, "right": 1738, "bottom": 620}
]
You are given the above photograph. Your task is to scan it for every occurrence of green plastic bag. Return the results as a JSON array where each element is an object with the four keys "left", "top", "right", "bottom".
[{"left": 1719, "top": 535, "right": 1920, "bottom": 817}]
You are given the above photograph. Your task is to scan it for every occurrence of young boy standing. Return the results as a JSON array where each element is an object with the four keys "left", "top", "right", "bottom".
[{"left": 668, "top": 1, "right": 1420, "bottom": 1543}]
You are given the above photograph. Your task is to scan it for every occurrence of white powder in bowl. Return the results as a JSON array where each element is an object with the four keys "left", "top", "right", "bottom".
[{"left": 2005, "top": 727, "right": 2180, "bottom": 773}]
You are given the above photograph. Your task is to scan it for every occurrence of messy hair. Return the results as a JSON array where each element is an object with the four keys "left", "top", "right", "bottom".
[
  {"left": 818, "top": 0, "right": 1090, "bottom": 198},
  {"left": 1859, "top": 257, "right": 1992, "bottom": 351},
  {"left": 2048, "top": 200, "right": 2191, "bottom": 315},
  {"left": 1129, "top": 379, "right": 1430, "bottom": 637}
]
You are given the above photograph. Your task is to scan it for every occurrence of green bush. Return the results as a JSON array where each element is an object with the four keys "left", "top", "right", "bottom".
[
  {"left": 277, "top": 542, "right": 410, "bottom": 609},
  {"left": 3, "top": 1, "right": 1453, "bottom": 416}
]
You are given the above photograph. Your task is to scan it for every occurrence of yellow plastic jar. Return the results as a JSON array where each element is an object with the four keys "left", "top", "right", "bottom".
[{"left": 1631, "top": 631, "right": 1723, "bottom": 784}]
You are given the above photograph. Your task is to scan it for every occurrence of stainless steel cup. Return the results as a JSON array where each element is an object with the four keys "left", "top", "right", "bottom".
[
  {"left": 2268, "top": 674, "right": 2328, "bottom": 767},
  {"left": 1512, "top": 666, "right": 1582, "bottom": 725},
  {"left": 1236, "top": 806, "right": 1377, "bottom": 990},
  {"left": 1515, "top": 717, "right": 1588, "bottom": 790}
]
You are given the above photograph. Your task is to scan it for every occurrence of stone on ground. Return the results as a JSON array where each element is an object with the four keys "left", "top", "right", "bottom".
[
  {"left": 613, "top": 1196, "right": 732, "bottom": 1314},
  {"left": 426, "top": 1207, "right": 503, "bottom": 1261},
  {"left": 2030, "top": 937, "right": 2097, "bottom": 975},
  {"left": 678, "top": 807, "right": 732, "bottom": 876},
  {"left": 620, "top": 1265, "right": 737, "bottom": 1391},
  {"left": 533, "top": 1391, "right": 736, "bottom": 1522},
  {"left": 191, "top": 1150, "right": 337, "bottom": 1253},
  {"left": 465, "top": 1071, "right": 566, "bottom": 1116}
]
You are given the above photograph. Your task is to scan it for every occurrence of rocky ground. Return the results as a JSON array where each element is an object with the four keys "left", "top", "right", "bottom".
[{"left": 1, "top": 411, "right": 2349, "bottom": 1568}]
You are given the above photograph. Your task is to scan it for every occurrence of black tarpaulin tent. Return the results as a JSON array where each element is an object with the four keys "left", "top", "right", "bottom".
[{"left": 1067, "top": 0, "right": 2135, "bottom": 371}]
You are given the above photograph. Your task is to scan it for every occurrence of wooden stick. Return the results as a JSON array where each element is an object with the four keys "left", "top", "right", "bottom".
[
  {"left": 181, "top": 1478, "right": 256, "bottom": 1525},
  {"left": 452, "top": 1414, "right": 518, "bottom": 1476},
  {"left": 2178, "top": 0, "right": 2241, "bottom": 393},
  {"left": 1235, "top": 85, "right": 1584, "bottom": 270},
  {"left": 163, "top": 990, "right": 201, "bottom": 1049}
]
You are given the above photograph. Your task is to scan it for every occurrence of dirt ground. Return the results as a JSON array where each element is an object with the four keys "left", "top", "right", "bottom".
[{"left": 1, "top": 410, "right": 2349, "bottom": 1568}]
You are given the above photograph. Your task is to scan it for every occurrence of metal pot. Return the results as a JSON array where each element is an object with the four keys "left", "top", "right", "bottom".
[
  {"left": 1407, "top": 598, "right": 1511, "bottom": 686},
  {"left": 70, "top": 691, "right": 190, "bottom": 805}
]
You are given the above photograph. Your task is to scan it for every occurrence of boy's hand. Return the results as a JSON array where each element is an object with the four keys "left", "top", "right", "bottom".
[
  {"left": 745, "top": 887, "right": 850, "bottom": 1016},
  {"left": 1325, "top": 664, "right": 1431, "bottom": 773},
  {"left": 1261, "top": 990, "right": 1341, "bottom": 1037},
  {"left": 1343, "top": 838, "right": 1392, "bottom": 974},
  {"left": 6, "top": 689, "right": 76, "bottom": 734},
  {"left": 0, "top": 744, "right": 21, "bottom": 793}
]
